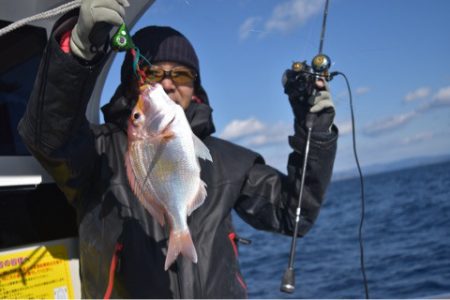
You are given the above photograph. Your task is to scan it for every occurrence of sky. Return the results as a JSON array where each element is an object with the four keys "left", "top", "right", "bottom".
[{"left": 100, "top": 0, "right": 450, "bottom": 174}]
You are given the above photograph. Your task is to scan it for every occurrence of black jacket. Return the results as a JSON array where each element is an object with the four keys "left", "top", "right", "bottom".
[{"left": 18, "top": 19, "right": 338, "bottom": 299}]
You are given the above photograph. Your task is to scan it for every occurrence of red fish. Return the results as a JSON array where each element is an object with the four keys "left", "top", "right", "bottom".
[{"left": 125, "top": 84, "right": 212, "bottom": 270}]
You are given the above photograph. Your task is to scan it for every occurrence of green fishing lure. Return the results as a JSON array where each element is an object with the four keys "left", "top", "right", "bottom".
[{"left": 111, "top": 23, "right": 135, "bottom": 52}]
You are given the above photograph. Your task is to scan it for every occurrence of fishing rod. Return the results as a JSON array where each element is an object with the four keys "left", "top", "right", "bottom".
[
  {"left": 280, "top": 0, "right": 369, "bottom": 298},
  {"left": 279, "top": 0, "right": 331, "bottom": 293}
]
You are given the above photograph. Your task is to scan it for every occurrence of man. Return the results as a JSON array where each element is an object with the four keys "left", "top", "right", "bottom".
[{"left": 18, "top": 0, "right": 338, "bottom": 298}]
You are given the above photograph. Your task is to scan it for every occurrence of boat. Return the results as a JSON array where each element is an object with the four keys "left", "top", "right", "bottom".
[{"left": 0, "top": 1, "right": 154, "bottom": 298}]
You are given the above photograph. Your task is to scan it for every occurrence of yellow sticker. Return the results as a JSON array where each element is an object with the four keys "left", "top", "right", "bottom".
[{"left": 0, "top": 245, "right": 74, "bottom": 299}]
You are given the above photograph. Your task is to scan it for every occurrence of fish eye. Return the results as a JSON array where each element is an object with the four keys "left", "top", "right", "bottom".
[{"left": 133, "top": 112, "right": 140, "bottom": 120}]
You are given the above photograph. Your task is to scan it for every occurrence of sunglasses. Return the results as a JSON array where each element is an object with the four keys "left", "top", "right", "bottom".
[{"left": 142, "top": 66, "right": 197, "bottom": 86}]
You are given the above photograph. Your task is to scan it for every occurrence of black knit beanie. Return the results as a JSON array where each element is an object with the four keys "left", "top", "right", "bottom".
[{"left": 120, "top": 26, "right": 209, "bottom": 104}]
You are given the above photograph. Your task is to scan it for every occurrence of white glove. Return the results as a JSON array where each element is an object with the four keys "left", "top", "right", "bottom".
[
  {"left": 308, "top": 79, "right": 335, "bottom": 113},
  {"left": 70, "top": 0, "right": 129, "bottom": 60}
]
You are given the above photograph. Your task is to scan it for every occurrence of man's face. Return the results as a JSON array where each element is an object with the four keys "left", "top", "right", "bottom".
[{"left": 143, "top": 61, "right": 196, "bottom": 110}]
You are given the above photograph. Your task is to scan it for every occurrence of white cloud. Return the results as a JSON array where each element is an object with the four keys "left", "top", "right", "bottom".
[
  {"left": 362, "top": 84, "right": 450, "bottom": 137},
  {"left": 418, "top": 86, "right": 450, "bottom": 111},
  {"left": 335, "top": 87, "right": 369, "bottom": 106},
  {"left": 220, "top": 118, "right": 292, "bottom": 148},
  {"left": 238, "top": 0, "right": 325, "bottom": 39},
  {"left": 433, "top": 86, "right": 450, "bottom": 101},
  {"left": 336, "top": 120, "right": 352, "bottom": 136},
  {"left": 355, "top": 86, "right": 371, "bottom": 95},
  {"left": 220, "top": 119, "right": 293, "bottom": 171},
  {"left": 239, "top": 17, "right": 262, "bottom": 40},
  {"left": 399, "top": 132, "right": 434, "bottom": 146},
  {"left": 363, "top": 111, "right": 418, "bottom": 136},
  {"left": 220, "top": 117, "right": 265, "bottom": 140},
  {"left": 404, "top": 87, "right": 430, "bottom": 102},
  {"left": 246, "top": 134, "right": 284, "bottom": 147},
  {"left": 264, "top": 0, "right": 325, "bottom": 33},
  {"left": 246, "top": 123, "right": 291, "bottom": 147}
]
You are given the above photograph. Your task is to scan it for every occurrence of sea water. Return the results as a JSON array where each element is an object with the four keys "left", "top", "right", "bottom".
[{"left": 234, "top": 161, "right": 450, "bottom": 298}]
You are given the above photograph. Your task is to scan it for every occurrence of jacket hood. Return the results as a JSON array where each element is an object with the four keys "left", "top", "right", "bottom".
[{"left": 101, "top": 84, "right": 216, "bottom": 139}]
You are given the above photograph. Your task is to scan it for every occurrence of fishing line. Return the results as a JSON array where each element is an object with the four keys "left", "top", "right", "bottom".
[
  {"left": 0, "top": 0, "right": 150, "bottom": 85},
  {"left": 109, "top": 23, "right": 152, "bottom": 85},
  {"left": 0, "top": 0, "right": 82, "bottom": 37},
  {"left": 331, "top": 71, "right": 369, "bottom": 299}
]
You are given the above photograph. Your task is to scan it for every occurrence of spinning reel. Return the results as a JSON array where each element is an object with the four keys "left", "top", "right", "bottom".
[{"left": 282, "top": 53, "right": 333, "bottom": 102}]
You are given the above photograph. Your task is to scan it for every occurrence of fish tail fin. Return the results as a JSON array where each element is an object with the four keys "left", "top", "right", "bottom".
[{"left": 165, "top": 230, "right": 198, "bottom": 271}]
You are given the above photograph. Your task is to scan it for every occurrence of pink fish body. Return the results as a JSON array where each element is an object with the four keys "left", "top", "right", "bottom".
[{"left": 125, "top": 84, "right": 212, "bottom": 270}]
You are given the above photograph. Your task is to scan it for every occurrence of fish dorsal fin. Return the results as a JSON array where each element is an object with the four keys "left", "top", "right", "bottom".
[
  {"left": 192, "top": 133, "right": 212, "bottom": 162},
  {"left": 187, "top": 180, "right": 207, "bottom": 216}
]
